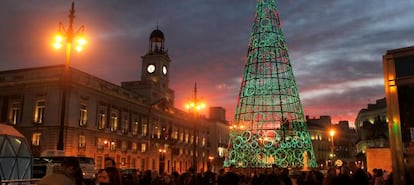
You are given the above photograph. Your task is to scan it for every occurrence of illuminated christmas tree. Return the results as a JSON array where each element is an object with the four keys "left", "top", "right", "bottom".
[{"left": 224, "top": 0, "right": 317, "bottom": 168}]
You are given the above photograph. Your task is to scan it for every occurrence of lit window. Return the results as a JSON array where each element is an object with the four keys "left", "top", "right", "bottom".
[
  {"left": 98, "top": 111, "right": 106, "bottom": 130},
  {"left": 179, "top": 131, "right": 184, "bottom": 142},
  {"left": 132, "top": 121, "right": 139, "bottom": 136},
  {"left": 190, "top": 135, "right": 194, "bottom": 144},
  {"left": 141, "top": 123, "right": 148, "bottom": 136},
  {"left": 122, "top": 118, "right": 129, "bottom": 134},
  {"left": 79, "top": 104, "right": 87, "bottom": 126},
  {"left": 121, "top": 157, "right": 126, "bottom": 167},
  {"left": 157, "top": 126, "right": 161, "bottom": 138},
  {"left": 132, "top": 142, "right": 137, "bottom": 152},
  {"left": 97, "top": 138, "right": 108, "bottom": 149},
  {"left": 173, "top": 128, "right": 178, "bottom": 139},
  {"left": 185, "top": 132, "right": 189, "bottom": 143},
  {"left": 202, "top": 137, "right": 206, "bottom": 146},
  {"left": 79, "top": 134, "right": 86, "bottom": 148},
  {"left": 141, "top": 143, "right": 147, "bottom": 152},
  {"left": 9, "top": 102, "right": 21, "bottom": 125},
  {"left": 153, "top": 126, "right": 160, "bottom": 139},
  {"left": 32, "top": 132, "right": 41, "bottom": 146},
  {"left": 33, "top": 100, "right": 45, "bottom": 124},
  {"left": 110, "top": 113, "right": 118, "bottom": 132},
  {"left": 110, "top": 141, "right": 116, "bottom": 151},
  {"left": 121, "top": 141, "right": 127, "bottom": 152}
]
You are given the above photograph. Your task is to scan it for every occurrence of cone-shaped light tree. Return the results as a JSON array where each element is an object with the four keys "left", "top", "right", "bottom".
[{"left": 224, "top": 0, "right": 317, "bottom": 168}]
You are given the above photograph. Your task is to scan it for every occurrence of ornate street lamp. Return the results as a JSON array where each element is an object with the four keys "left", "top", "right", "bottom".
[
  {"left": 53, "top": 2, "right": 87, "bottom": 150},
  {"left": 185, "top": 83, "right": 206, "bottom": 171}
]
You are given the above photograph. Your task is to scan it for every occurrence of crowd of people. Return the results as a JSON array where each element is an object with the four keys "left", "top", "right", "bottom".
[{"left": 36, "top": 157, "right": 394, "bottom": 185}]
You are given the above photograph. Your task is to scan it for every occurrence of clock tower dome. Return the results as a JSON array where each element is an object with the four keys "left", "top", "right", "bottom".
[
  {"left": 122, "top": 27, "right": 175, "bottom": 106},
  {"left": 141, "top": 27, "right": 170, "bottom": 88}
]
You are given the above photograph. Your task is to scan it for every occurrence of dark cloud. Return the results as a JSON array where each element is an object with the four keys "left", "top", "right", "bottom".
[{"left": 1, "top": 0, "right": 414, "bottom": 125}]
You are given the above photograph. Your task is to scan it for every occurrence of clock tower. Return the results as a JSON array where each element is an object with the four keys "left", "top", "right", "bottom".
[
  {"left": 122, "top": 27, "right": 175, "bottom": 106},
  {"left": 141, "top": 27, "right": 170, "bottom": 88}
]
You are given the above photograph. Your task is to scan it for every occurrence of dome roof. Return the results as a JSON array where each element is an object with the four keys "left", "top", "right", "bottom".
[{"left": 150, "top": 28, "right": 165, "bottom": 42}]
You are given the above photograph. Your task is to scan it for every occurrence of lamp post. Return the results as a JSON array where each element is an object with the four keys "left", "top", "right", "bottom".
[
  {"left": 185, "top": 83, "right": 206, "bottom": 171},
  {"left": 53, "top": 2, "right": 86, "bottom": 150},
  {"left": 329, "top": 129, "right": 335, "bottom": 160}
]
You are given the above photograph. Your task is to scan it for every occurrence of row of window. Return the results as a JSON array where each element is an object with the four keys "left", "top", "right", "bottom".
[
  {"left": 32, "top": 132, "right": 207, "bottom": 157},
  {"left": 14, "top": 99, "right": 207, "bottom": 146}
]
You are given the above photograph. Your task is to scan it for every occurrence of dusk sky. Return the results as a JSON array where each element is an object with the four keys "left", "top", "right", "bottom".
[{"left": 1, "top": 0, "right": 414, "bottom": 126}]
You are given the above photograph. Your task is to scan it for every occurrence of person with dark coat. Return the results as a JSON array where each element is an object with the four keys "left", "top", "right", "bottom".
[
  {"left": 223, "top": 168, "right": 239, "bottom": 185},
  {"left": 217, "top": 169, "right": 225, "bottom": 185},
  {"left": 138, "top": 170, "right": 152, "bottom": 185},
  {"left": 280, "top": 168, "right": 293, "bottom": 185},
  {"left": 331, "top": 166, "right": 352, "bottom": 185},
  {"left": 352, "top": 168, "right": 369, "bottom": 185},
  {"left": 203, "top": 166, "right": 216, "bottom": 185}
]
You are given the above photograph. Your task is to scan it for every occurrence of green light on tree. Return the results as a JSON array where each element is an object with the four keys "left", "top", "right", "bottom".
[{"left": 224, "top": 0, "right": 317, "bottom": 169}]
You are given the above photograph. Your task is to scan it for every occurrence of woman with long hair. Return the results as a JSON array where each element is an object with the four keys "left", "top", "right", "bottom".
[{"left": 96, "top": 167, "right": 122, "bottom": 185}]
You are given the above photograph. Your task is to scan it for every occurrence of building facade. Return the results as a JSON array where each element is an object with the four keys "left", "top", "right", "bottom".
[
  {"left": 207, "top": 107, "right": 229, "bottom": 171},
  {"left": 305, "top": 115, "right": 331, "bottom": 169},
  {"left": 354, "top": 98, "right": 389, "bottom": 156},
  {"left": 383, "top": 46, "right": 414, "bottom": 184},
  {"left": 306, "top": 116, "right": 357, "bottom": 168},
  {"left": 0, "top": 28, "right": 228, "bottom": 174}
]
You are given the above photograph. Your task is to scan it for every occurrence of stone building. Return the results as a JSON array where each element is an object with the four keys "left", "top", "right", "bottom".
[
  {"left": 306, "top": 116, "right": 357, "bottom": 168},
  {"left": 305, "top": 115, "right": 331, "bottom": 168},
  {"left": 0, "top": 28, "right": 228, "bottom": 174},
  {"left": 355, "top": 98, "right": 389, "bottom": 155}
]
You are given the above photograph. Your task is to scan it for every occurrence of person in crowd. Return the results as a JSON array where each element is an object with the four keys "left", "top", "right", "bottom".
[
  {"left": 171, "top": 171, "right": 180, "bottom": 185},
  {"left": 197, "top": 168, "right": 205, "bottom": 185},
  {"left": 238, "top": 174, "right": 251, "bottom": 185},
  {"left": 331, "top": 166, "right": 352, "bottom": 185},
  {"left": 385, "top": 172, "right": 393, "bottom": 185},
  {"left": 96, "top": 169, "right": 109, "bottom": 185},
  {"left": 203, "top": 165, "right": 216, "bottom": 185},
  {"left": 223, "top": 166, "right": 239, "bottom": 185},
  {"left": 323, "top": 168, "right": 336, "bottom": 185},
  {"left": 37, "top": 157, "right": 83, "bottom": 185},
  {"left": 95, "top": 167, "right": 122, "bottom": 185},
  {"left": 374, "top": 169, "right": 385, "bottom": 185},
  {"left": 280, "top": 168, "right": 293, "bottom": 185},
  {"left": 217, "top": 169, "right": 225, "bottom": 185},
  {"left": 151, "top": 170, "right": 163, "bottom": 185},
  {"left": 121, "top": 169, "right": 139, "bottom": 185},
  {"left": 352, "top": 167, "right": 369, "bottom": 185},
  {"left": 138, "top": 170, "right": 152, "bottom": 185},
  {"left": 104, "top": 157, "right": 116, "bottom": 168},
  {"left": 183, "top": 167, "right": 198, "bottom": 185},
  {"left": 297, "top": 170, "right": 319, "bottom": 185}
]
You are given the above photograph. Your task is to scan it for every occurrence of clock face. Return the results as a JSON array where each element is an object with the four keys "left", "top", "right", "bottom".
[
  {"left": 147, "top": 64, "right": 155, "bottom": 74},
  {"left": 162, "top": 65, "right": 168, "bottom": 75}
]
